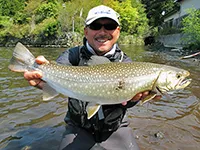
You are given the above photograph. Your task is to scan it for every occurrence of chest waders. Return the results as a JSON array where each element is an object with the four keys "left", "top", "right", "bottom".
[{"left": 58, "top": 45, "right": 137, "bottom": 142}]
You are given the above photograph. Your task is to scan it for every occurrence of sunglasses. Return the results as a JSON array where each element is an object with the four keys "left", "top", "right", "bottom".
[{"left": 88, "top": 23, "right": 118, "bottom": 30}]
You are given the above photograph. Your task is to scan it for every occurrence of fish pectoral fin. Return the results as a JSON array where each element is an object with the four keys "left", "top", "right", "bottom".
[
  {"left": 43, "top": 83, "right": 59, "bottom": 101},
  {"left": 139, "top": 92, "right": 157, "bottom": 105},
  {"left": 162, "top": 92, "right": 171, "bottom": 101},
  {"left": 155, "top": 86, "right": 172, "bottom": 101},
  {"left": 86, "top": 103, "right": 101, "bottom": 119}
]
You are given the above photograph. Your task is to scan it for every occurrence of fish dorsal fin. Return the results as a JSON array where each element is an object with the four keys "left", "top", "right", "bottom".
[
  {"left": 86, "top": 103, "right": 101, "bottom": 119},
  {"left": 43, "top": 83, "right": 59, "bottom": 101}
]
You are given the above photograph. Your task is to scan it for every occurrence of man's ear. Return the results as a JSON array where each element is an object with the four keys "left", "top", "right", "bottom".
[
  {"left": 116, "top": 26, "right": 120, "bottom": 39},
  {"left": 84, "top": 27, "right": 88, "bottom": 39}
]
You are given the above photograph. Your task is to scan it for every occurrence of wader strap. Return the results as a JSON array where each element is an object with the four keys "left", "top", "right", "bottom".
[
  {"left": 98, "top": 106, "right": 104, "bottom": 120},
  {"left": 119, "top": 51, "right": 124, "bottom": 62}
]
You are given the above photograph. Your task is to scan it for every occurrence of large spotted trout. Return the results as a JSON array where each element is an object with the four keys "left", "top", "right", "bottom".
[{"left": 9, "top": 42, "right": 191, "bottom": 119}]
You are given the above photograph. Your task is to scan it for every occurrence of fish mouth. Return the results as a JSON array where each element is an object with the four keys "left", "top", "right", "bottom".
[
  {"left": 177, "top": 77, "right": 192, "bottom": 88},
  {"left": 176, "top": 70, "right": 191, "bottom": 89}
]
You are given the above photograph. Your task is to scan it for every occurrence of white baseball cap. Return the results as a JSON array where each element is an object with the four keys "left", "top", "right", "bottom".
[{"left": 85, "top": 5, "right": 120, "bottom": 25}]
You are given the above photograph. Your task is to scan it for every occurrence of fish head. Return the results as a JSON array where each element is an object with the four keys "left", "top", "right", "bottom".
[{"left": 156, "top": 67, "right": 191, "bottom": 93}]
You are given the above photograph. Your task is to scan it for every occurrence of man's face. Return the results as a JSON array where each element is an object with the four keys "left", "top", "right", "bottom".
[{"left": 84, "top": 18, "right": 120, "bottom": 55}]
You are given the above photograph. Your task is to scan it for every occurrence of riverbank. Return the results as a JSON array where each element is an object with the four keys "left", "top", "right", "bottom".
[
  {"left": 0, "top": 32, "right": 83, "bottom": 48},
  {"left": 0, "top": 32, "right": 144, "bottom": 48},
  {"left": 148, "top": 42, "right": 200, "bottom": 66}
]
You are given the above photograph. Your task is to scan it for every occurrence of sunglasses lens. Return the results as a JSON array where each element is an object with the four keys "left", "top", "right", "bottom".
[
  {"left": 88, "top": 23, "right": 118, "bottom": 30},
  {"left": 104, "top": 24, "right": 118, "bottom": 30},
  {"left": 88, "top": 23, "right": 102, "bottom": 30}
]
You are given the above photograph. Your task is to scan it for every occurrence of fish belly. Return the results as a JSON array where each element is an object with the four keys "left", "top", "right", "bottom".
[{"left": 43, "top": 74, "right": 157, "bottom": 105}]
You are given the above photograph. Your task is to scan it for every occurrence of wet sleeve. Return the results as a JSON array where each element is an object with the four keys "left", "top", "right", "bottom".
[{"left": 121, "top": 101, "right": 138, "bottom": 108}]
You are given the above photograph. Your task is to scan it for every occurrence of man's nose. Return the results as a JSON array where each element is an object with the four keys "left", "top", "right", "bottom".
[{"left": 98, "top": 27, "right": 107, "bottom": 33}]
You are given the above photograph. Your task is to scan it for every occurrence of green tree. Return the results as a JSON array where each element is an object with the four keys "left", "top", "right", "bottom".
[
  {"left": 104, "top": 0, "right": 148, "bottom": 36},
  {"left": 0, "top": 0, "right": 26, "bottom": 17},
  {"left": 181, "top": 8, "right": 200, "bottom": 49},
  {"left": 141, "top": 0, "right": 177, "bottom": 27},
  {"left": 35, "top": 1, "right": 59, "bottom": 24},
  {"left": 58, "top": 0, "right": 101, "bottom": 33},
  {"left": 0, "top": 0, "right": 149, "bottom": 45}
]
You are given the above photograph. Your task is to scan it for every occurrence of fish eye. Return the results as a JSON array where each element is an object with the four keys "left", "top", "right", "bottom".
[{"left": 176, "top": 74, "right": 181, "bottom": 78}]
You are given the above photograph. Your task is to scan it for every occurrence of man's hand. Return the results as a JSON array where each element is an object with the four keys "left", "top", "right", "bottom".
[
  {"left": 24, "top": 56, "right": 49, "bottom": 89},
  {"left": 121, "top": 91, "right": 162, "bottom": 106}
]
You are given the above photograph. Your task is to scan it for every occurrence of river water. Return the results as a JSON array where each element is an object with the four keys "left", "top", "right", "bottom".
[{"left": 0, "top": 45, "right": 199, "bottom": 150}]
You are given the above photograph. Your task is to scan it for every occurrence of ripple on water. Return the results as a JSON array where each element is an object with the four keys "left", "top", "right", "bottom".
[{"left": 128, "top": 89, "right": 198, "bottom": 121}]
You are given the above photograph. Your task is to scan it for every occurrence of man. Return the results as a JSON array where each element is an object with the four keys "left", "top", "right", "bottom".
[{"left": 24, "top": 5, "right": 161, "bottom": 150}]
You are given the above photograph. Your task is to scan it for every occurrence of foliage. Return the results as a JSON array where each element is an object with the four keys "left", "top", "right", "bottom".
[
  {"left": 32, "top": 17, "right": 59, "bottom": 37},
  {"left": 119, "top": 32, "right": 144, "bottom": 45},
  {"left": 0, "top": 16, "right": 12, "bottom": 29},
  {"left": 8, "top": 24, "right": 30, "bottom": 39},
  {"left": 13, "top": 12, "right": 31, "bottom": 24},
  {"left": 141, "top": 0, "right": 177, "bottom": 27},
  {"left": 0, "top": 0, "right": 149, "bottom": 45},
  {"left": 181, "top": 8, "right": 200, "bottom": 49},
  {"left": 104, "top": 0, "right": 148, "bottom": 37},
  {"left": 0, "top": 16, "right": 30, "bottom": 39},
  {"left": 0, "top": 16, "right": 13, "bottom": 37},
  {"left": 35, "top": 2, "right": 58, "bottom": 24},
  {"left": 159, "top": 26, "right": 181, "bottom": 35},
  {"left": 58, "top": 0, "right": 101, "bottom": 33},
  {"left": 0, "top": 0, "right": 26, "bottom": 17},
  {"left": 24, "top": 0, "right": 44, "bottom": 14}
]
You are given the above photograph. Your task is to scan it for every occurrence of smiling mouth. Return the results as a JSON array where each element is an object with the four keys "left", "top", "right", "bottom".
[
  {"left": 96, "top": 39, "right": 108, "bottom": 43},
  {"left": 95, "top": 35, "right": 112, "bottom": 43}
]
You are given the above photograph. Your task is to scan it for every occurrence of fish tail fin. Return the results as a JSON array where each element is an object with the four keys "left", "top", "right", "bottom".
[{"left": 8, "top": 42, "right": 35, "bottom": 72}]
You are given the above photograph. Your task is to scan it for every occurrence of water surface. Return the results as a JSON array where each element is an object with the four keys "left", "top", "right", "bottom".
[{"left": 0, "top": 45, "right": 199, "bottom": 150}]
